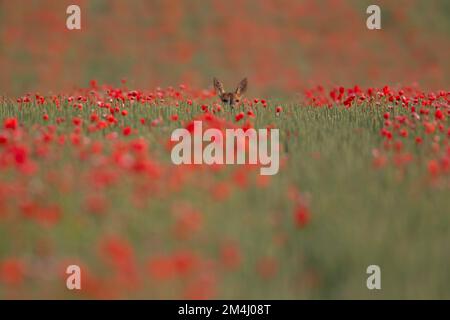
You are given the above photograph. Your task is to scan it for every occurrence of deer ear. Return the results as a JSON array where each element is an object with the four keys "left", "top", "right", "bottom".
[
  {"left": 235, "top": 78, "right": 248, "bottom": 95},
  {"left": 213, "top": 77, "right": 225, "bottom": 96}
]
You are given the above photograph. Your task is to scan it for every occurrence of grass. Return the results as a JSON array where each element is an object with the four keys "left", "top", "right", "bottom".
[{"left": 0, "top": 91, "right": 448, "bottom": 299}]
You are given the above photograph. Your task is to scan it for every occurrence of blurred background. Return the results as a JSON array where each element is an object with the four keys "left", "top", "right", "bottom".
[{"left": 0, "top": 0, "right": 449, "bottom": 96}]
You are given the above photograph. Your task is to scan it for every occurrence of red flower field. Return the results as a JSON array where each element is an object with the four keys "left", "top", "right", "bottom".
[
  {"left": 0, "top": 0, "right": 449, "bottom": 299},
  {"left": 0, "top": 82, "right": 448, "bottom": 298}
]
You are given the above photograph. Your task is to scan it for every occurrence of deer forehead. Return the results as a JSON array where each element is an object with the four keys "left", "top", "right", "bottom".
[{"left": 222, "top": 93, "right": 237, "bottom": 99}]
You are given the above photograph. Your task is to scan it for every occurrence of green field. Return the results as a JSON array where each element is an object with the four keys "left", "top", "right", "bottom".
[{"left": 0, "top": 85, "right": 448, "bottom": 299}]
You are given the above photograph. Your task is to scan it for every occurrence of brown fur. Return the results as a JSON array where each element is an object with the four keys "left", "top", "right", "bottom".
[{"left": 213, "top": 77, "right": 248, "bottom": 108}]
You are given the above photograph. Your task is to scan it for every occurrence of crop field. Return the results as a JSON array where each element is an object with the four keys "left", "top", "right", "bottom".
[
  {"left": 0, "top": 0, "right": 449, "bottom": 300},
  {"left": 0, "top": 83, "right": 448, "bottom": 299}
]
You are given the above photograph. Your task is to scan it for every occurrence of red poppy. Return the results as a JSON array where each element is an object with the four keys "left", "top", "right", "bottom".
[
  {"left": 294, "top": 205, "right": 310, "bottom": 228},
  {"left": 220, "top": 242, "right": 241, "bottom": 270},
  {"left": 0, "top": 258, "right": 25, "bottom": 285},
  {"left": 4, "top": 118, "right": 18, "bottom": 130},
  {"left": 235, "top": 112, "right": 245, "bottom": 122},
  {"left": 123, "top": 127, "right": 132, "bottom": 136}
]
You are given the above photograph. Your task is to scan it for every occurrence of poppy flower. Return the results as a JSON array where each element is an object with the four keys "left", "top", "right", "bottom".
[
  {"left": 123, "top": 127, "right": 132, "bottom": 136},
  {"left": 294, "top": 205, "right": 310, "bottom": 228},
  {"left": 220, "top": 242, "right": 241, "bottom": 270},
  {"left": 235, "top": 112, "right": 245, "bottom": 122},
  {"left": 428, "top": 160, "right": 440, "bottom": 177},
  {"left": 435, "top": 109, "right": 444, "bottom": 120},
  {"left": 0, "top": 258, "right": 25, "bottom": 285},
  {"left": 4, "top": 118, "right": 18, "bottom": 130}
]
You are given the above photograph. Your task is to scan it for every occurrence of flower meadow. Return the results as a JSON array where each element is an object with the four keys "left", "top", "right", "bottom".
[
  {"left": 0, "top": 82, "right": 448, "bottom": 299},
  {"left": 2, "top": 0, "right": 449, "bottom": 96},
  {"left": 1, "top": 0, "right": 449, "bottom": 301}
]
